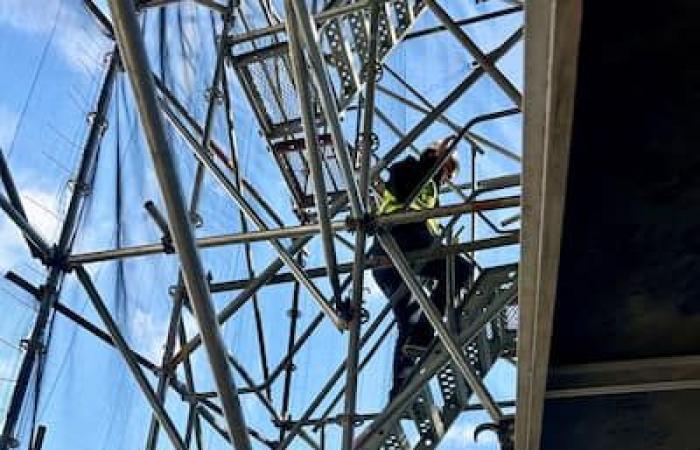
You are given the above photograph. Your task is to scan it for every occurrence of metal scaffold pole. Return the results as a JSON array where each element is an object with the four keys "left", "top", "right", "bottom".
[
  {"left": 105, "top": 1, "right": 252, "bottom": 449},
  {"left": 75, "top": 267, "right": 187, "bottom": 450},
  {"left": 0, "top": 53, "right": 118, "bottom": 450},
  {"left": 145, "top": 3, "right": 238, "bottom": 448},
  {"left": 290, "top": 0, "right": 362, "bottom": 218},
  {"left": 284, "top": 0, "right": 344, "bottom": 302},
  {"left": 343, "top": 1, "right": 381, "bottom": 447},
  {"left": 425, "top": 0, "right": 523, "bottom": 108}
]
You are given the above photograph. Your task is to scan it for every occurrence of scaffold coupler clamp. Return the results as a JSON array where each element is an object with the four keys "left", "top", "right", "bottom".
[
  {"left": 0, "top": 433, "right": 19, "bottom": 448},
  {"left": 161, "top": 235, "right": 175, "bottom": 254},
  {"left": 19, "top": 337, "right": 45, "bottom": 356},
  {"left": 46, "top": 245, "right": 69, "bottom": 272},
  {"left": 474, "top": 414, "right": 515, "bottom": 450},
  {"left": 345, "top": 213, "right": 377, "bottom": 235},
  {"left": 189, "top": 211, "right": 203, "bottom": 228},
  {"left": 168, "top": 284, "right": 186, "bottom": 302},
  {"left": 338, "top": 291, "right": 370, "bottom": 324},
  {"left": 337, "top": 413, "right": 364, "bottom": 428}
]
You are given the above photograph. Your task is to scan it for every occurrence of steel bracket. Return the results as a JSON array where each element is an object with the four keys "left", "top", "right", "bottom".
[{"left": 474, "top": 414, "right": 515, "bottom": 450}]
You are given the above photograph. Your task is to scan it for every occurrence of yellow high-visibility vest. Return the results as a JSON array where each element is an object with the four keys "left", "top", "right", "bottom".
[{"left": 378, "top": 180, "right": 440, "bottom": 236}]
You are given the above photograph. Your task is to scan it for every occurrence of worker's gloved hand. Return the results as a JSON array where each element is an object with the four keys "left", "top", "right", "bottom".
[
  {"left": 426, "top": 135, "right": 460, "bottom": 183},
  {"left": 427, "top": 135, "right": 457, "bottom": 155},
  {"left": 437, "top": 134, "right": 458, "bottom": 151}
]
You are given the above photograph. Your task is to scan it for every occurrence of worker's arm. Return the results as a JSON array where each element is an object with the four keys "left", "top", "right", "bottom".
[{"left": 385, "top": 135, "right": 457, "bottom": 204}]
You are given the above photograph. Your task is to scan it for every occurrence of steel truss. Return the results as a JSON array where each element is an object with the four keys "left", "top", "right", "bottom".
[{"left": 0, "top": 1, "right": 523, "bottom": 449}]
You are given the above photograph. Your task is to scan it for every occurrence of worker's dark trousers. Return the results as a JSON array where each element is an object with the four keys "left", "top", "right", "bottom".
[{"left": 370, "top": 224, "right": 473, "bottom": 399}]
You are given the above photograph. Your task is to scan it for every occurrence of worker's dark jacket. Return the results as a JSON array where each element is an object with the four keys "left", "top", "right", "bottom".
[{"left": 377, "top": 155, "right": 440, "bottom": 252}]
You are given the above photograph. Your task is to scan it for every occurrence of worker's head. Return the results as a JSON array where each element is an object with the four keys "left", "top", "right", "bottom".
[{"left": 422, "top": 136, "right": 459, "bottom": 184}]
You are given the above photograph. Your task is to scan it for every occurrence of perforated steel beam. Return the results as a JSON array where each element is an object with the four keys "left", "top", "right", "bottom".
[
  {"left": 355, "top": 269, "right": 518, "bottom": 449},
  {"left": 289, "top": 0, "right": 363, "bottom": 217}
]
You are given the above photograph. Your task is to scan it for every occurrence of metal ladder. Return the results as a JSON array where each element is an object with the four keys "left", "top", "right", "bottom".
[
  {"left": 355, "top": 264, "right": 518, "bottom": 450},
  {"left": 230, "top": 1, "right": 429, "bottom": 217},
  {"left": 231, "top": 0, "right": 428, "bottom": 139},
  {"left": 323, "top": 0, "right": 426, "bottom": 111}
]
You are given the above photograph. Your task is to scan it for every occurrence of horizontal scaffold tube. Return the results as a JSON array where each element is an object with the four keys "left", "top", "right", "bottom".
[
  {"left": 209, "top": 233, "right": 519, "bottom": 293},
  {"left": 68, "top": 196, "right": 519, "bottom": 265}
]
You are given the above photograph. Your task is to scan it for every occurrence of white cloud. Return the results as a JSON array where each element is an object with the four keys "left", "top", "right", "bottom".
[
  {"left": 130, "top": 307, "right": 168, "bottom": 361},
  {"left": 21, "top": 190, "right": 61, "bottom": 242},
  {"left": 0, "top": 214, "right": 29, "bottom": 272},
  {"left": 0, "top": 1, "right": 50, "bottom": 35},
  {"left": 0, "top": 1, "right": 106, "bottom": 73},
  {"left": 0, "top": 188, "right": 60, "bottom": 271},
  {"left": 181, "top": 310, "right": 199, "bottom": 340}
]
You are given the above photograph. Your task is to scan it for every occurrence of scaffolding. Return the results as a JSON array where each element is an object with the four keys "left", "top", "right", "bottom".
[{"left": 0, "top": 1, "right": 522, "bottom": 449}]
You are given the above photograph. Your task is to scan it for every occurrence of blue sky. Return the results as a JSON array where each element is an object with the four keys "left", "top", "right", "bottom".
[{"left": 0, "top": 1, "right": 522, "bottom": 448}]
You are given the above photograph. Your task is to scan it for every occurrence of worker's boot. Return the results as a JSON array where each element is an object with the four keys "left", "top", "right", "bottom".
[{"left": 402, "top": 305, "right": 433, "bottom": 356}]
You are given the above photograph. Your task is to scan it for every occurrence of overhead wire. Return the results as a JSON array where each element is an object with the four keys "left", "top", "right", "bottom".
[{"left": 4, "top": 1, "right": 62, "bottom": 159}]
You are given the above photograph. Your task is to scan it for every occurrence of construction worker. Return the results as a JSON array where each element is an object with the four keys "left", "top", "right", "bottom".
[{"left": 370, "top": 136, "right": 474, "bottom": 400}]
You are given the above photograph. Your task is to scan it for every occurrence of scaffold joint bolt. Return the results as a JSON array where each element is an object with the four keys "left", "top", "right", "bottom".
[
  {"left": 19, "top": 338, "right": 45, "bottom": 354},
  {"left": 345, "top": 213, "right": 376, "bottom": 234},
  {"left": 161, "top": 236, "right": 175, "bottom": 254},
  {"left": 46, "top": 247, "right": 70, "bottom": 272}
]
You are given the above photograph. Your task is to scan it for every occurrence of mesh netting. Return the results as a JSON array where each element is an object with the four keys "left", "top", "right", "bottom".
[{"left": 246, "top": 55, "right": 301, "bottom": 128}]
